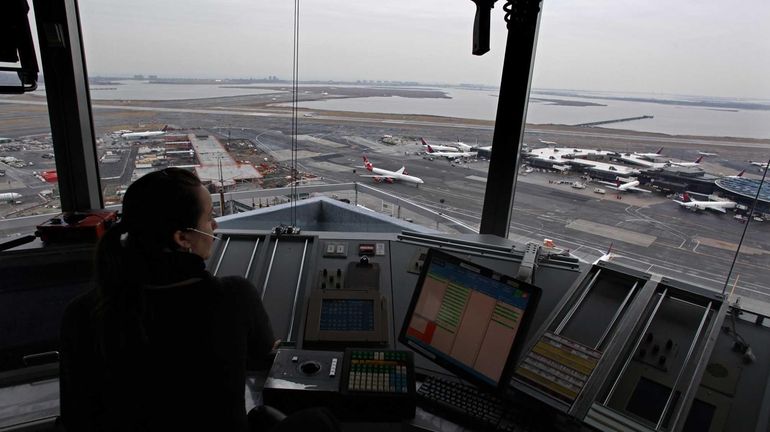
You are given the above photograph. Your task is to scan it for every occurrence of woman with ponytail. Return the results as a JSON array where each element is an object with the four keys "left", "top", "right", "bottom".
[{"left": 58, "top": 168, "right": 293, "bottom": 431}]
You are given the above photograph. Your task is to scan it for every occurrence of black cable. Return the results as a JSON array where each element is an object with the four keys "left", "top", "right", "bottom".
[
  {"left": 289, "top": 0, "right": 301, "bottom": 228},
  {"left": 721, "top": 158, "right": 770, "bottom": 296}
]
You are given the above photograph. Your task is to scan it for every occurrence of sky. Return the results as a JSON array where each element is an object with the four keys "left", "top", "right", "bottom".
[{"left": 60, "top": 0, "right": 770, "bottom": 99}]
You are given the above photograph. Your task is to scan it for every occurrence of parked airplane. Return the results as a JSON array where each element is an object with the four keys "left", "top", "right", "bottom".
[
  {"left": 420, "top": 138, "right": 460, "bottom": 153},
  {"left": 594, "top": 242, "right": 619, "bottom": 264},
  {"left": 674, "top": 192, "right": 736, "bottom": 213},
  {"left": 425, "top": 145, "right": 477, "bottom": 159},
  {"left": 453, "top": 139, "right": 474, "bottom": 152},
  {"left": 121, "top": 126, "right": 168, "bottom": 139},
  {"left": 698, "top": 151, "right": 719, "bottom": 156},
  {"left": 0, "top": 192, "right": 22, "bottom": 202},
  {"left": 359, "top": 156, "right": 423, "bottom": 186},
  {"left": 598, "top": 177, "right": 651, "bottom": 193},
  {"left": 634, "top": 147, "right": 664, "bottom": 160},
  {"left": 617, "top": 154, "right": 667, "bottom": 169},
  {"left": 668, "top": 156, "right": 703, "bottom": 167},
  {"left": 538, "top": 139, "right": 557, "bottom": 145},
  {"left": 749, "top": 160, "right": 770, "bottom": 169}
]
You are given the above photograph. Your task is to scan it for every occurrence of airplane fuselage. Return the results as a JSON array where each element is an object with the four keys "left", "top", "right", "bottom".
[
  {"left": 121, "top": 131, "right": 165, "bottom": 139},
  {"left": 369, "top": 167, "right": 424, "bottom": 184},
  {"left": 674, "top": 194, "right": 736, "bottom": 212},
  {"left": 0, "top": 192, "right": 22, "bottom": 201}
]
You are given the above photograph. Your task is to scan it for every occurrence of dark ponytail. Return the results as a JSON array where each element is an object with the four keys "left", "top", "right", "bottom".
[{"left": 92, "top": 168, "right": 204, "bottom": 363}]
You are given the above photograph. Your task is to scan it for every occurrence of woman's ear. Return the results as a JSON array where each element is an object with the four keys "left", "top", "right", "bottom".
[{"left": 172, "top": 229, "right": 191, "bottom": 250}]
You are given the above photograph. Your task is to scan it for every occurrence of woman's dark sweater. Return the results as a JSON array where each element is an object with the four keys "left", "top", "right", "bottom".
[{"left": 59, "top": 251, "right": 275, "bottom": 431}]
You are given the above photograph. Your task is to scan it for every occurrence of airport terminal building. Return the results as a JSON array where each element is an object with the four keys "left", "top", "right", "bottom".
[
  {"left": 715, "top": 177, "right": 770, "bottom": 214},
  {"left": 639, "top": 166, "right": 720, "bottom": 195}
]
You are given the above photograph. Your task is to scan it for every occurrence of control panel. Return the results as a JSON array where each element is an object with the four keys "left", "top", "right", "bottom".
[
  {"left": 303, "top": 240, "right": 392, "bottom": 349},
  {"left": 263, "top": 348, "right": 415, "bottom": 421},
  {"left": 341, "top": 349, "right": 413, "bottom": 395}
]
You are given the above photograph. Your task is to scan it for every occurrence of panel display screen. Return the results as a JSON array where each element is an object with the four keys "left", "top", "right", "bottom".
[
  {"left": 400, "top": 249, "right": 540, "bottom": 389},
  {"left": 320, "top": 299, "right": 375, "bottom": 331}
]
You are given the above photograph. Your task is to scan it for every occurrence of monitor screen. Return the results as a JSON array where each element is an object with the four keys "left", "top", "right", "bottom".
[{"left": 399, "top": 249, "right": 540, "bottom": 390}]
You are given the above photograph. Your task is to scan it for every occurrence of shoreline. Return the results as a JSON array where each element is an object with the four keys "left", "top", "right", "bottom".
[{"left": 3, "top": 92, "right": 769, "bottom": 147}]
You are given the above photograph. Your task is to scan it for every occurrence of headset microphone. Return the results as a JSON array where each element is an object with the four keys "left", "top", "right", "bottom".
[{"left": 186, "top": 227, "right": 220, "bottom": 240}]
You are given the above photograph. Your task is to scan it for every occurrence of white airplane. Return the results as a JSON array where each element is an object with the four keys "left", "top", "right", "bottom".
[
  {"left": 698, "top": 151, "right": 719, "bottom": 156},
  {"left": 674, "top": 192, "right": 736, "bottom": 213},
  {"left": 0, "top": 192, "right": 22, "bottom": 202},
  {"left": 594, "top": 243, "right": 620, "bottom": 264},
  {"left": 425, "top": 145, "right": 477, "bottom": 159},
  {"left": 538, "top": 139, "right": 557, "bottom": 145},
  {"left": 668, "top": 156, "right": 703, "bottom": 167},
  {"left": 359, "top": 156, "right": 424, "bottom": 186},
  {"left": 617, "top": 154, "right": 667, "bottom": 169},
  {"left": 453, "top": 139, "right": 474, "bottom": 152},
  {"left": 633, "top": 147, "right": 664, "bottom": 160},
  {"left": 420, "top": 138, "right": 460, "bottom": 153},
  {"left": 121, "top": 126, "right": 167, "bottom": 139},
  {"left": 749, "top": 160, "right": 770, "bottom": 169},
  {"left": 598, "top": 177, "right": 651, "bottom": 193}
]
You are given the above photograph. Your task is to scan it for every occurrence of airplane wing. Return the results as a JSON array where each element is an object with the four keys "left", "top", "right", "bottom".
[
  {"left": 395, "top": 167, "right": 405, "bottom": 175},
  {"left": 596, "top": 180, "right": 620, "bottom": 188},
  {"left": 626, "top": 186, "right": 652, "bottom": 193},
  {"left": 673, "top": 200, "right": 697, "bottom": 209},
  {"left": 711, "top": 206, "right": 727, "bottom": 213}
]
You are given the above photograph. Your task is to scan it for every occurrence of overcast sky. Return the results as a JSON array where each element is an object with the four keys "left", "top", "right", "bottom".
[{"left": 70, "top": 0, "right": 770, "bottom": 99}]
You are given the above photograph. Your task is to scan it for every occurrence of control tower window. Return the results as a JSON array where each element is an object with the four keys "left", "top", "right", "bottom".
[{"left": 517, "top": 1, "right": 770, "bottom": 310}]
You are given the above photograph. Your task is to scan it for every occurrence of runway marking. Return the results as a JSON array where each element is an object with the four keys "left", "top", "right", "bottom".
[
  {"left": 566, "top": 219, "right": 657, "bottom": 247},
  {"left": 305, "top": 161, "right": 352, "bottom": 173},
  {"left": 694, "top": 236, "right": 768, "bottom": 255},
  {"left": 465, "top": 175, "right": 487, "bottom": 183},
  {"left": 270, "top": 149, "right": 322, "bottom": 161},
  {"left": 296, "top": 135, "right": 346, "bottom": 148}
]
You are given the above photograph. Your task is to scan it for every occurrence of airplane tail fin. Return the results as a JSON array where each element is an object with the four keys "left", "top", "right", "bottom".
[
  {"left": 362, "top": 155, "right": 373, "bottom": 171},
  {"left": 656, "top": 147, "right": 663, "bottom": 154},
  {"left": 736, "top": 169, "right": 745, "bottom": 177},
  {"left": 162, "top": 125, "right": 168, "bottom": 131},
  {"left": 694, "top": 156, "right": 703, "bottom": 163},
  {"left": 683, "top": 192, "right": 691, "bottom": 202},
  {"left": 426, "top": 145, "right": 435, "bottom": 153},
  {"left": 420, "top": 138, "right": 428, "bottom": 146}
]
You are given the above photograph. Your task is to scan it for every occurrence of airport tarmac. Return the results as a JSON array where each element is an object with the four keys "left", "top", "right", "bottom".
[{"left": 0, "top": 94, "right": 768, "bottom": 311}]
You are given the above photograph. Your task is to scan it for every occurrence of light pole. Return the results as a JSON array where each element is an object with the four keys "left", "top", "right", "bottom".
[{"left": 218, "top": 157, "right": 226, "bottom": 216}]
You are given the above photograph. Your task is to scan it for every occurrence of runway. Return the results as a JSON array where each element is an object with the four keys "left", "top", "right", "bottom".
[{"left": 0, "top": 96, "right": 768, "bottom": 311}]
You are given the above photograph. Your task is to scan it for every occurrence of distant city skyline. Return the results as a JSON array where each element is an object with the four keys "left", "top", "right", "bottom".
[{"left": 25, "top": 0, "right": 770, "bottom": 99}]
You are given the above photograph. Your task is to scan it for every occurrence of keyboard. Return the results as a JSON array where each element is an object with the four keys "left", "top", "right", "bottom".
[{"left": 417, "top": 375, "right": 524, "bottom": 431}]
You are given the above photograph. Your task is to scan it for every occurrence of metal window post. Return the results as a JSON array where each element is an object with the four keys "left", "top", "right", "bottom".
[
  {"left": 32, "top": 0, "right": 102, "bottom": 211},
  {"left": 480, "top": 0, "right": 542, "bottom": 237}
]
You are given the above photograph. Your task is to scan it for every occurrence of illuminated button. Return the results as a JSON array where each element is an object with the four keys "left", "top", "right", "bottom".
[
  {"left": 326, "top": 244, "right": 335, "bottom": 254},
  {"left": 375, "top": 243, "right": 385, "bottom": 255},
  {"left": 336, "top": 244, "right": 345, "bottom": 254}
]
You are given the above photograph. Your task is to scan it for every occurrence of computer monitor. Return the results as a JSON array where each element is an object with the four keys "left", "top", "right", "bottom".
[{"left": 399, "top": 249, "right": 540, "bottom": 391}]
